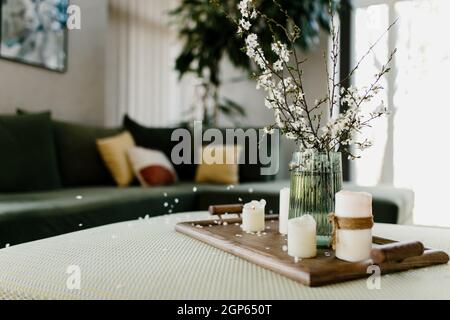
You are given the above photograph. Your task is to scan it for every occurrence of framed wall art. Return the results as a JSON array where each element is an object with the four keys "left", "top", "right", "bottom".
[{"left": 0, "top": 0, "right": 69, "bottom": 72}]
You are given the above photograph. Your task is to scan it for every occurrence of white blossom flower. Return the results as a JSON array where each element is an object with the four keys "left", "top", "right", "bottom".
[
  {"left": 291, "top": 120, "right": 302, "bottom": 130},
  {"left": 257, "top": 74, "right": 274, "bottom": 91},
  {"left": 239, "top": 19, "right": 251, "bottom": 31},
  {"left": 273, "top": 60, "right": 283, "bottom": 72},
  {"left": 264, "top": 126, "right": 275, "bottom": 134},
  {"left": 286, "top": 132, "right": 297, "bottom": 140},
  {"left": 245, "top": 33, "right": 258, "bottom": 49},
  {"left": 275, "top": 111, "right": 285, "bottom": 128},
  {"left": 296, "top": 91, "right": 305, "bottom": 102},
  {"left": 264, "top": 97, "right": 275, "bottom": 109},
  {"left": 253, "top": 48, "right": 268, "bottom": 70},
  {"left": 271, "top": 88, "right": 284, "bottom": 102},
  {"left": 238, "top": 0, "right": 251, "bottom": 16},
  {"left": 271, "top": 41, "right": 290, "bottom": 63},
  {"left": 277, "top": 77, "right": 295, "bottom": 91},
  {"left": 356, "top": 140, "right": 373, "bottom": 151},
  {"left": 246, "top": 47, "right": 256, "bottom": 58}
]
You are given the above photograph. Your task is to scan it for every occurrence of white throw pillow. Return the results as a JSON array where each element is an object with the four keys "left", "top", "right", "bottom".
[{"left": 127, "top": 147, "right": 178, "bottom": 187}]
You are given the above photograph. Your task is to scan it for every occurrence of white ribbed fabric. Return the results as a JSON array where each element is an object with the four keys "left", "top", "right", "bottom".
[
  {"left": 0, "top": 212, "right": 449, "bottom": 300},
  {"left": 106, "top": 0, "right": 182, "bottom": 127}
]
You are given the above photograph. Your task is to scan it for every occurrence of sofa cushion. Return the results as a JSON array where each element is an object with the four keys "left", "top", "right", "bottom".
[
  {"left": 230, "top": 128, "right": 279, "bottom": 183},
  {"left": 96, "top": 131, "right": 136, "bottom": 187},
  {"left": 195, "top": 145, "right": 242, "bottom": 185},
  {"left": 128, "top": 147, "right": 178, "bottom": 187},
  {"left": 17, "top": 109, "right": 123, "bottom": 187},
  {"left": 123, "top": 115, "right": 196, "bottom": 181},
  {"left": 53, "top": 121, "right": 122, "bottom": 187},
  {"left": 0, "top": 113, "right": 61, "bottom": 192},
  {"left": 198, "top": 127, "right": 279, "bottom": 183}
]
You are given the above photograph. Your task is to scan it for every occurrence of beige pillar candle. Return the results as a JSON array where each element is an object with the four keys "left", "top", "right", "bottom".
[
  {"left": 242, "top": 200, "right": 266, "bottom": 233},
  {"left": 335, "top": 191, "right": 373, "bottom": 262},
  {"left": 279, "top": 188, "right": 290, "bottom": 235},
  {"left": 288, "top": 215, "right": 317, "bottom": 259}
]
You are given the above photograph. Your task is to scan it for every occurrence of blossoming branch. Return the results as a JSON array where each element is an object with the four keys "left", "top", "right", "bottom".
[{"left": 236, "top": 0, "right": 396, "bottom": 160}]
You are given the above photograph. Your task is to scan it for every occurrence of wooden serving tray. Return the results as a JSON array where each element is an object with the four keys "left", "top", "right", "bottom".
[{"left": 175, "top": 216, "right": 450, "bottom": 287}]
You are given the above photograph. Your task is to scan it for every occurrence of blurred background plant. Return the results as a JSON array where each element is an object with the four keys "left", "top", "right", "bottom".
[{"left": 170, "top": 0, "right": 345, "bottom": 127}]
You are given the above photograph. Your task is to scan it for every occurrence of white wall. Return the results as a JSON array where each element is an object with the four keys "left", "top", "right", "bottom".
[
  {"left": 219, "top": 33, "right": 330, "bottom": 178},
  {"left": 0, "top": 0, "right": 108, "bottom": 126}
]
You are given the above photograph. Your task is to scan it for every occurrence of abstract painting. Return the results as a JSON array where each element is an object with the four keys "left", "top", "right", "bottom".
[{"left": 0, "top": 0, "right": 68, "bottom": 72}]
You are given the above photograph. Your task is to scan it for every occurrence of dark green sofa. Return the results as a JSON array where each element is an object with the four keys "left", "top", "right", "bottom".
[
  {"left": 0, "top": 181, "right": 413, "bottom": 246},
  {"left": 0, "top": 113, "right": 414, "bottom": 246}
]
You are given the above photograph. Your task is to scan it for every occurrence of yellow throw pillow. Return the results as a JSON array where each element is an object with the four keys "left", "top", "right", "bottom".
[
  {"left": 97, "top": 131, "right": 136, "bottom": 187},
  {"left": 195, "top": 145, "right": 242, "bottom": 185}
]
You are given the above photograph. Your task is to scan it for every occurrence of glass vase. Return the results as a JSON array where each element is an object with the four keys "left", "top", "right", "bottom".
[{"left": 289, "top": 151, "right": 343, "bottom": 247}]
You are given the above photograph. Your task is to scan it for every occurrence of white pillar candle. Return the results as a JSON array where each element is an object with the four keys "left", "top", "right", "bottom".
[
  {"left": 335, "top": 191, "right": 373, "bottom": 262},
  {"left": 279, "top": 188, "right": 290, "bottom": 235},
  {"left": 242, "top": 200, "right": 266, "bottom": 233},
  {"left": 288, "top": 215, "right": 317, "bottom": 259}
]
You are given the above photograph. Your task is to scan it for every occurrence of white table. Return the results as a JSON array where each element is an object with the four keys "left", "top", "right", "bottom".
[{"left": 0, "top": 212, "right": 449, "bottom": 300}]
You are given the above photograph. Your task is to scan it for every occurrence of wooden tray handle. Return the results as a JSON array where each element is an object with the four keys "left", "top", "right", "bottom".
[
  {"left": 208, "top": 204, "right": 244, "bottom": 220},
  {"left": 371, "top": 241, "right": 425, "bottom": 264}
]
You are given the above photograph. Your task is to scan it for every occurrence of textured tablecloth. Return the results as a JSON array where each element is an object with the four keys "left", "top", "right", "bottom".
[{"left": 0, "top": 212, "right": 449, "bottom": 300}]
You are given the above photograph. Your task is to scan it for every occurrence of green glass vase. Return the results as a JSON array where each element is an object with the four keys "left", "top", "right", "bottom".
[{"left": 289, "top": 151, "right": 343, "bottom": 247}]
